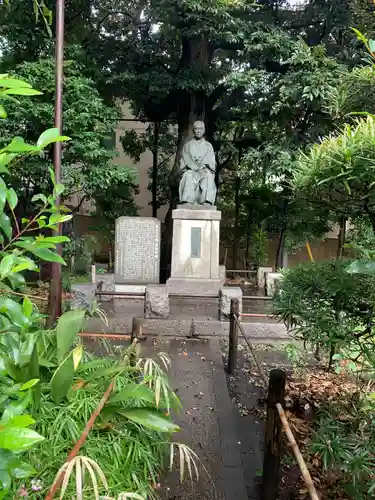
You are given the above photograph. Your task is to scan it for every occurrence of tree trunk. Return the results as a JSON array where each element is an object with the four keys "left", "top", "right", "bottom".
[
  {"left": 276, "top": 199, "right": 289, "bottom": 270},
  {"left": 160, "top": 35, "right": 212, "bottom": 281},
  {"left": 108, "top": 244, "right": 113, "bottom": 273},
  {"left": 275, "top": 226, "right": 287, "bottom": 270},
  {"left": 151, "top": 122, "right": 159, "bottom": 218},
  {"left": 336, "top": 216, "right": 346, "bottom": 259},
  {"left": 233, "top": 173, "right": 241, "bottom": 272}
]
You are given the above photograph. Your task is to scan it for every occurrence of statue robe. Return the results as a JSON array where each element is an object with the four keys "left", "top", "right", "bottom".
[{"left": 178, "top": 138, "right": 217, "bottom": 205}]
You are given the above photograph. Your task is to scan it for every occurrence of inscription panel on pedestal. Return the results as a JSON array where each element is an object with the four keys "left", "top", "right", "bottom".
[
  {"left": 190, "top": 227, "right": 202, "bottom": 258},
  {"left": 115, "top": 217, "right": 160, "bottom": 284}
]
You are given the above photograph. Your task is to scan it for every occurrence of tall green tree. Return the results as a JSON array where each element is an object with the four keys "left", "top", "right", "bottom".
[
  {"left": 0, "top": 56, "right": 137, "bottom": 220},
  {"left": 0, "top": 0, "right": 364, "bottom": 274},
  {"left": 293, "top": 29, "right": 375, "bottom": 244}
]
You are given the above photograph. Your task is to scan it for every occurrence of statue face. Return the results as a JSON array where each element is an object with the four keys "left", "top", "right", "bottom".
[{"left": 193, "top": 122, "right": 205, "bottom": 139}]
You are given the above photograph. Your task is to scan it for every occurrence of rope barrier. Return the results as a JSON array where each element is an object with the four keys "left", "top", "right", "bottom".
[
  {"left": 233, "top": 315, "right": 268, "bottom": 387},
  {"left": 232, "top": 312, "right": 320, "bottom": 500}
]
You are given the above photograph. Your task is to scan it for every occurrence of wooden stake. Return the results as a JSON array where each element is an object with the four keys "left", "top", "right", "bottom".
[
  {"left": 227, "top": 298, "right": 239, "bottom": 374},
  {"left": 45, "top": 380, "right": 115, "bottom": 500},
  {"left": 261, "top": 369, "right": 286, "bottom": 500}
]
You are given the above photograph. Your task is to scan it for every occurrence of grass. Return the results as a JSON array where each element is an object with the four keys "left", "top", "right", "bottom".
[
  {"left": 17, "top": 350, "right": 196, "bottom": 499},
  {"left": 25, "top": 383, "right": 168, "bottom": 498}
]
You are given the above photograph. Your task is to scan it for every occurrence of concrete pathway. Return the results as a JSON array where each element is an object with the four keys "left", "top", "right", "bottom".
[{"left": 141, "top": 337, "right": 249, "bottom": 500}]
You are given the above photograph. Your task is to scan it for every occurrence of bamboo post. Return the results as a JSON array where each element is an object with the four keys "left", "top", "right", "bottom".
[
  {"left": 45, "top": 380, "right": 115, "bottom": 499},
  {"left": 261, "top": 369, "right": 286, "bottom": 500},
  {"left": 305, "top": 242, "right": 314, "bottom": 263},
  {"left": 276, "top": 403, "right": 320, "bottom": 500},
  {"left": 131, "top": 317, "right": 143, "bottom": 341},
  {"left": 227, "top": 298, "right": 239, "bottom": 374}
]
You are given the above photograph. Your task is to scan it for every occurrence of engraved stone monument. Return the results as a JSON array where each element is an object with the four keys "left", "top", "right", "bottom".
[
  {"left": 115, "top": 216, "right": 161, "bottom": 285},
  {"left": 167, "top": 122, "right": 225, "bottom": 296}
]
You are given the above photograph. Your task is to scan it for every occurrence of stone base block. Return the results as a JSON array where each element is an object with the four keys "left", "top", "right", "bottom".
[
  {"left": 144, "top": 285, "right": 169, "bottom": 319},
  {"left": 177, "top": 203, "right": 217, "bottom": 211},
  {"left": 114, "top": 284, "right": 146, "bottom": 294},
  {"left": 219, "top": 286, "right": 243, "bottom": 320},
  {"left": 257, "top": 266, "right": 273, "bottom": 288},
  {"left": 265, "top": 272, "right": 283, "bottom": 297},
  {"left": 71, "top": 284, "right": 95, "bottom": 310},
  {"left": 167, "top": 277, "right": 223, "bottom": 296},
  {"left": 95, "top": 273, "right": 114, "bottom": 302}
]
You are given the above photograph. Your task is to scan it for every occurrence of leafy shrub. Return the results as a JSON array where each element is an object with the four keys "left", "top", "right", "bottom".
[
  {"left": 273, "top": 260, "right": 375, "bottom": 367},
  {"left": 26, "top": 349, "right": 188, "bottom": 499},
  {"left": 0, "top": 375, "right": 44, "bottom": 497},
  {"left": 311, "top": 390, "right": 375, "bottom": 499}
]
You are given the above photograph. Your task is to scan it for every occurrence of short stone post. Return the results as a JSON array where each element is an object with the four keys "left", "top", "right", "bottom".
[
  {"left": 144, "top": 285, "right": 169, "bottom": 319},
  {"left": 257, "top": 266, "right": 273, "bottom": 289},
  {"left": 265, "top": 272, "right": 283, "bottom": 297},
  {"left": 219, "top": 286, "right": 242, "bottom": 321}
]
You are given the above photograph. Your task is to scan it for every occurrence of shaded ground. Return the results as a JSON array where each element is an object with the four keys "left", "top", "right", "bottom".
[
  {"left": 141, "top": 337, "right": 248, "bottom": 500},
  {"left": 81, "top": 296, "right": 295, "bottom": 500},
  {"left": 221, "top": 341, "right": 296, "bottom": 500}
]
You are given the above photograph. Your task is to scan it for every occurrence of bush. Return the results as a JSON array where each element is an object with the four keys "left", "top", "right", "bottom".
[
  {"left": 273, "top": 260, "right": 375, "bottom": 367},
  {"left": 311, "top": 390, "right": 375, "bottom": 499}
]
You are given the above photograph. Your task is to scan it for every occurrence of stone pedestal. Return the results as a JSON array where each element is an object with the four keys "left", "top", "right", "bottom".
[{"left": 167, "top": 205, "right": 224, "bottom": 296}]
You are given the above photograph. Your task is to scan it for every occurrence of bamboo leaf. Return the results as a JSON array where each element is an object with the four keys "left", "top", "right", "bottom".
[
  {"left": 119, "top": 408, "right": 180, "bottom": 432},
  {"left": 51, "top": 353, "right": 75, "bottom": 404},
  {"left": 56, "top": 309, "right": 85, "bottom": 363},
  {"left": 110, "top": 383, "right": 155, "bottom": 404}
]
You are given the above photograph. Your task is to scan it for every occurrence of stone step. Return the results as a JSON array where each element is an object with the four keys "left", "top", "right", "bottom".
[{"left": 84, "top": 313, "right": 289, "bottom": 343}]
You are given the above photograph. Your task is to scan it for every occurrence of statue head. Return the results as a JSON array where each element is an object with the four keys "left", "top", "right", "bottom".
[{"left": 193, "top": 121, "right": 205, "bottom": 139}]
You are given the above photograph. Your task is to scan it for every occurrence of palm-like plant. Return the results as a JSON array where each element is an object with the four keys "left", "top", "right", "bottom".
[
  {"left": 294, "top": 115, "right": 375, "bottom": 231},
  {"left": 30, "top": 347, "right": 199, "bottom": 500}
]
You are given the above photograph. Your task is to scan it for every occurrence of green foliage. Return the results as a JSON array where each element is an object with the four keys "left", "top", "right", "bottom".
[
  {"left": 0, "top": 374, "right": 44, "bottom": 496},
  {"left": 293, "top": 27, "right": 375, "bottom": 238},
  {"left": 25, "top": 348, "right": 186, "bottom": 498},
  {"left": 294, "top": 115, "right": 375, "bottom": 227},
  {"left": 0, "top": 74, "right": 54, "bottom": 492},
  {"left": 0, "top": 57, "right": 137, "bottom": 215},
  {"left": 311, "top": 392, "right": 375, "bottom": 499},
  {"left": 248, "top": 228, "right": 268, "bottom": 268},
  {"left": 121, "top": 123, "right": 175, "bottom": 211},
  {"left": 63, "top": 234, "right": 101, "bottom": 275},
  {"left": 273, "top": 260, "right": 375, "bottom": 368}
]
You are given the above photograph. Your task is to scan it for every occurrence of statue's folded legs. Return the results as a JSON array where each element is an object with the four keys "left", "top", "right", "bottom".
[
  {"left": 179, "top": 169, "right": 199, "bottom": 204},
  {"left": 198, "top": 169, "right": 217, "bottom": 205}
]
